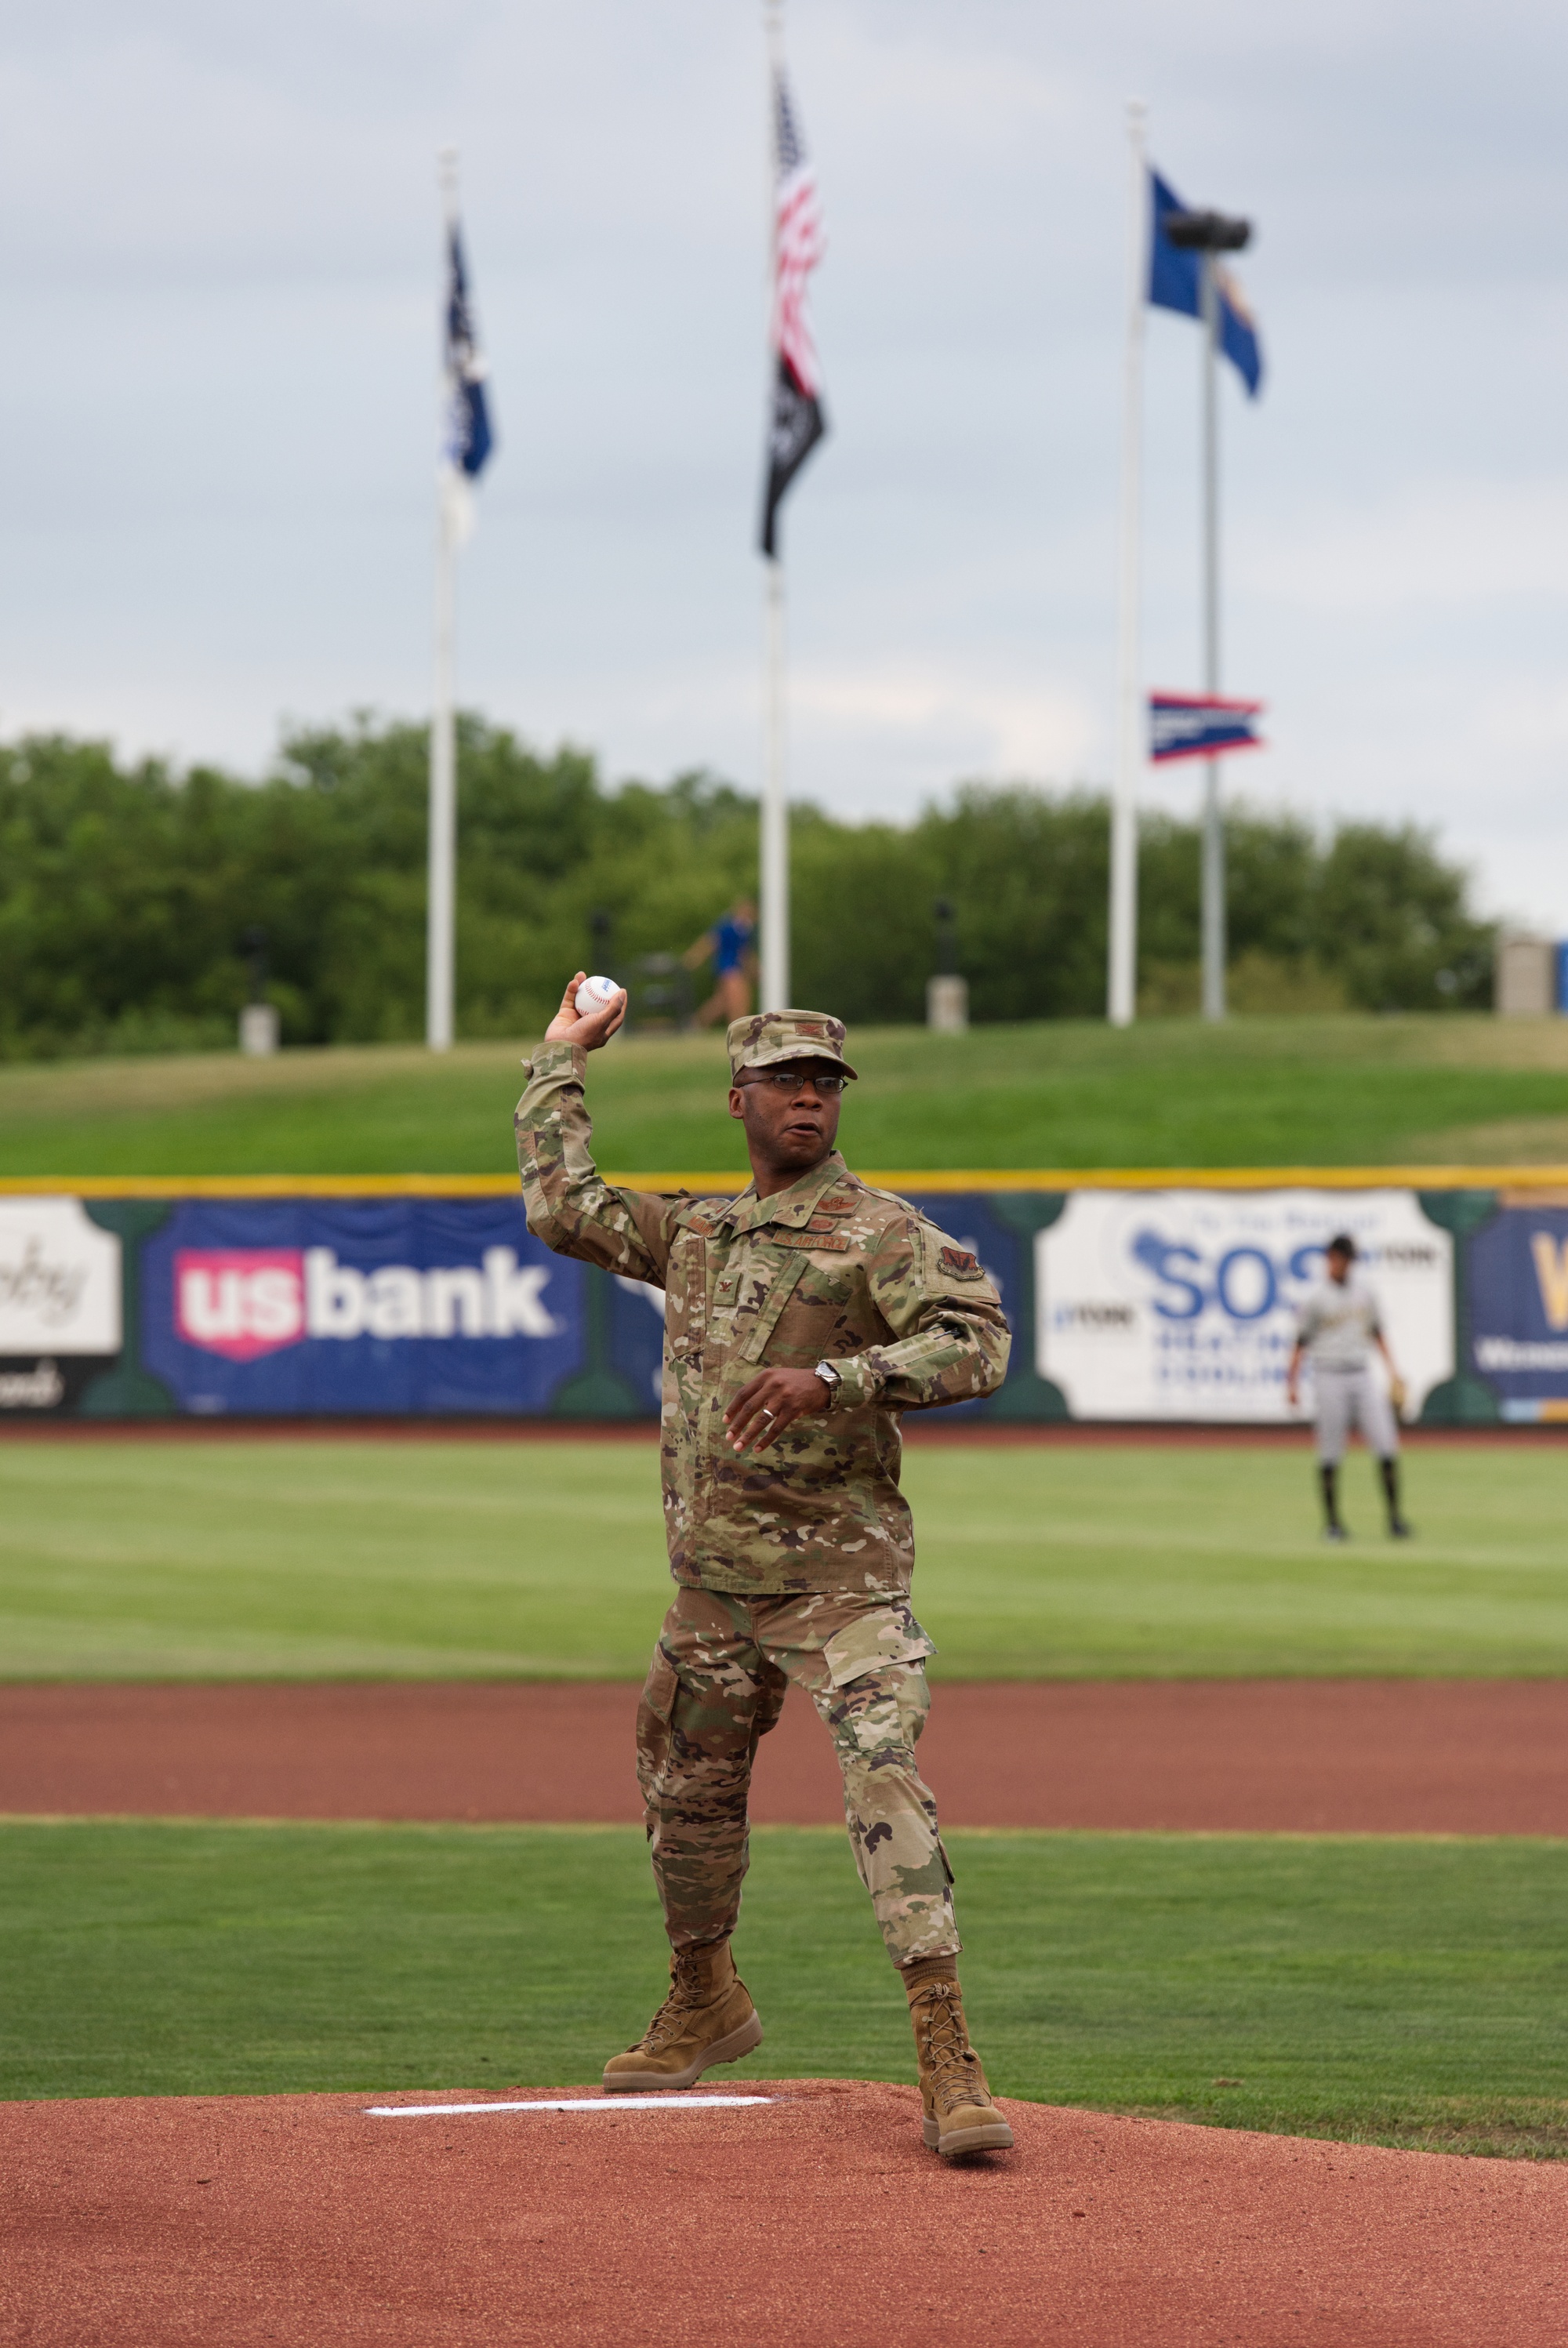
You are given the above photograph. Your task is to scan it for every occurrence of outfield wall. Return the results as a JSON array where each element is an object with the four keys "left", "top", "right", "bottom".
[{"left": 2, "top": 1171, "right": 1566, "bottom": 1427}]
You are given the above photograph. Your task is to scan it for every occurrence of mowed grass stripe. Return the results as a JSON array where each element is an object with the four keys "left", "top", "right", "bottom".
[
  {"left": 3, "top": 1819, "right": 1566, "bottom": 2160},
  {"left": 4, "top": 1439, "right": 1568, "bottom": 1679}
]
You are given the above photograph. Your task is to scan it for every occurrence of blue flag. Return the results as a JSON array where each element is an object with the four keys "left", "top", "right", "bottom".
[
  {"left": 443, "top": 223, "right": 494, "bottom": 480},
  {"left": 1148, "top": 171, "right": 1263, "bottom": 398}
]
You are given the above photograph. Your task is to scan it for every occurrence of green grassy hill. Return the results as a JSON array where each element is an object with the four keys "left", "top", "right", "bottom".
[{"left": 2, "top": 1014, "right": 1567, "bottom": 1178}]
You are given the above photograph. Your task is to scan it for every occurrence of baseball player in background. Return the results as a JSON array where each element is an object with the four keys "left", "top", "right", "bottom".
[
  {"left": 1286, "top": 1232, "right": 1412, "bottom": 1542},
  {"left": 516, "top": 980, "right": 1015, "bottom": 2158}
]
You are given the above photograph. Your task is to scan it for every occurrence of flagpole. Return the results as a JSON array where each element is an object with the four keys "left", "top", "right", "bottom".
[
  {"left": 427, "top": 148, "right": 460, "bottom": 1054},
  {"left": 1200, "top": 249, "right": 1225, "bottom": 1022},
  {"left": 761, "top": 559, "right": 789, "bottom": 1012},
  {"left": 1108, "top": 100, "right": 1147, "bottom": 1029},
  {"left": 428, "top": 488, "right": 458, "bottom": 1051},
  {"left": 760, "top": 0, "right": 789, "bottom": 1014}
]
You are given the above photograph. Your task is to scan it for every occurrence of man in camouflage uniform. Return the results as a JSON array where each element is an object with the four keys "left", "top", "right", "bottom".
[{"left": 515, "top": 976, "right": 1015, "bottom": 2157}]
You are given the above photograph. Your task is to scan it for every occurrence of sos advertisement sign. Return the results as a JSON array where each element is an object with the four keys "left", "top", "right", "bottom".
[{"left": 1035, "top": 1189, "right": 1454, "bottom": 1423}]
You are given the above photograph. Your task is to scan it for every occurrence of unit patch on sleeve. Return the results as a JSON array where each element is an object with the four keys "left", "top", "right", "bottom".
[{"left": 938, "top": 1246, "right": 984, "bottom": 1281}]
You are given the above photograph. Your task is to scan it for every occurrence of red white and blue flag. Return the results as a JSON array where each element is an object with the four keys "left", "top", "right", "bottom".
[
  {"left": 1149, "top": 692, "right": 1265, "bottom": 764},
  {"left": 760, "top": 66, "right": 827, "bottom": 558}
]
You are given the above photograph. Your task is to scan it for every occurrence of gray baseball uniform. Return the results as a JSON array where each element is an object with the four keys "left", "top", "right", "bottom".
[{"left": 1296, "top": 1271, "right": 1399, "bottom": 1463}]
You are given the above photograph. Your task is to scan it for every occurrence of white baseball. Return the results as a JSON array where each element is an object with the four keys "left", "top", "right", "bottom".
[{"left": 574, "top": 974, "right": 622, "bottom": 1017}]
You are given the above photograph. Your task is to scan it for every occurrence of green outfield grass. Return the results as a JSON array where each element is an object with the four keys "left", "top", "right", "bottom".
[
  {"left": 2, "top": 1436, "right": 1566, "bottom": 1680},
  {"left": 4, "top": 1820, "right": 1563, "bottom": 2158},
  {"left": 3, "top": 1014, "right": 1568, "bottom": 1177}
]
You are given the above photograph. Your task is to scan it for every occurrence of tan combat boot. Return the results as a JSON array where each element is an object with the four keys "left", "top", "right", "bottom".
[
  {"left": 907, "top": 1971, "right": 1014, "bottom": 2157},
  {"left": 602, "top": 1941, "right": 763, "bottom": 2092}
]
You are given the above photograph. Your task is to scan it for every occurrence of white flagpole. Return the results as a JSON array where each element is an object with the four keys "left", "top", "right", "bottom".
[
  {"left": 1199, "top": 248, "right": 1226, "bottom": 1022},
  {"left": 427, "top": 148, "right": 460, "bottom": 1054},
  {"left": 1107, "top": 100, "right": 1148, "bottom": 1029},
  {"left": 761, "top": 557, "right": 789, "bottom": 1013},
  {"left": 760, "top": 0, "right": 789, "bottom": 1014}
]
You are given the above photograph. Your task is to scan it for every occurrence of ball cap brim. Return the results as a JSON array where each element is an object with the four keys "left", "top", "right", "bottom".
[{"left": 727, "top": 1009, "right": 858, "bottom": 1082}]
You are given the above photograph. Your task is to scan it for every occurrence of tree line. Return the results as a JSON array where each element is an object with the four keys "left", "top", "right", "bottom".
[{"left": 0, "top": 715, "right": 1495, "bottom": 1059}]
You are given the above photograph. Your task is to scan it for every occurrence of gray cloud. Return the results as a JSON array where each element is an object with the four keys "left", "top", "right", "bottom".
[{"left": 2, "top": 0, "right": 1564, "bottom": 927}]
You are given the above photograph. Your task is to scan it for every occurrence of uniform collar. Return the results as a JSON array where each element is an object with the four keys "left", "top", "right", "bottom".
[{"left": 719, "top": 1150, "right": 851, "bottom": 1235}]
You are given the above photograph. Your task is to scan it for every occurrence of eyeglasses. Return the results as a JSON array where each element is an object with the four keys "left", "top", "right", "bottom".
[{"left": 742, "top": 1070, "right": 848, "bottom": 1096}]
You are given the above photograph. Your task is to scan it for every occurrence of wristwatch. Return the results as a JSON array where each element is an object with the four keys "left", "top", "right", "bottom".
[{"left": 814, "top": 1359, "right": 842, "bottom": 1403}]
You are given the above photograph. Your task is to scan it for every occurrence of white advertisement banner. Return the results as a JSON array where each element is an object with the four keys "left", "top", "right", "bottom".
[
  {"left": 1036, "top": 1189, "right": 1453, "bottom": 1423},
  {"left": 0, "top": 1197, "right": 122, "bottom": 1355}
]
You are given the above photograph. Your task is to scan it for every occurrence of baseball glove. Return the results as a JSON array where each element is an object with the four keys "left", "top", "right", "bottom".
[{"left": 1389, "top": 1375, "right": 1409, "bottom": 1419}]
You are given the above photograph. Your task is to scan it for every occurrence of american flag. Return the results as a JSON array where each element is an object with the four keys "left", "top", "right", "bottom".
[
  {"left": 760, "top": 65, "right": 828, "bottom": 557},
  {"left": 771, "top": 70, "right": 826, "bottom": 400}
]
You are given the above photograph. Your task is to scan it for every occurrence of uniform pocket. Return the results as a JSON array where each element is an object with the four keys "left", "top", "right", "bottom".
[
  {"left": 822, "top": 1606, "right": 937, "bottom": 1689},
  {"left": 662, "top": 1236, "right": 706, "bottom": 1357},
  {"left": 641, "top": 1650, "right": 679, "bottom": 1722},
  {"left": 732, "top": 1250, "right": 808, "bottom": 1364},
  {"left": 635, "top": 1649, "right": 681, "bottom": 1816}
]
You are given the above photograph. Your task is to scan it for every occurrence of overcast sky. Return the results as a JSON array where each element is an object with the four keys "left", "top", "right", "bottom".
[{"left": 4, "top": 1, "right": 1566, "bottom": 927}]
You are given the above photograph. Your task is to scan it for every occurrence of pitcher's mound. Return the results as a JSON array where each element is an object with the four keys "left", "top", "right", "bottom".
[{"left": 5, "top": 2078, "right": 1563, "bottom": 2346}]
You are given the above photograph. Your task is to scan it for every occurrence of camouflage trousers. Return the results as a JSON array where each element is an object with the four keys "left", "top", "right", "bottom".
[{"left": 636, "top": 1585, "right": 960, "bottom": 1969}]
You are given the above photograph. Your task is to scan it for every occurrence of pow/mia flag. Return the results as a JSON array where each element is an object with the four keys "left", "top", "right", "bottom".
[
  {"left": 762, "top": 356, "right": 825, "bottom": 558},
  {"left": 759, "top": 64, "right": 828, "bottom": 559}
]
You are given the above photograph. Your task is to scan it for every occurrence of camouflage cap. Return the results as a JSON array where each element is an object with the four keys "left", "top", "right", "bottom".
[{"left": 727, "top": 1009, "right": 858, "bottom": 1082}]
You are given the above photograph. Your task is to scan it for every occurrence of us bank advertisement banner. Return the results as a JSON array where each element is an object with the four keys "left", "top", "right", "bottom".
[
  {"left": 136, "top": 1192, "right": 1032, "bottom": 1421},
  {"left": 1466, "top": 1203, "right": 1568, "bottom": 1422},
  {"left": 140, "top": 1201, "right": 586, "bottom": 1415},
  {"left": 1036, "top": 1189, "right": 1454, "bottom": 1423}
]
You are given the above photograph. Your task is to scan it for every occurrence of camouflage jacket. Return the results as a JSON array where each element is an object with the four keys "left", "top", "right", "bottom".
[{"left": 514, "top": 1040, "right": 1011, "bottom": 1597}]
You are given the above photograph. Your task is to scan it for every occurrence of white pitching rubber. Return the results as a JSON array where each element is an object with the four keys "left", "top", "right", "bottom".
[{"left": 366, "top": 2094, "right": 775, "bottom": 2117}]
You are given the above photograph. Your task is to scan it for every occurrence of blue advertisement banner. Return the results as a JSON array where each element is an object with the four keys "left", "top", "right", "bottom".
[
  {"left": 126, "top": 1191, "right": 1049, "bottom": 1421},
  {"left": 140, "top": 1199, "right": 587, "bottom": 1417},
  {"left": 1466, "top": 1203, "right": 1568, "bottom": 1423}
]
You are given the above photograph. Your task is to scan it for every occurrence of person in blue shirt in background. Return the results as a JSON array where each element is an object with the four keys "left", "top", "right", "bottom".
[{"left": 684, "top": 897, "right": 758, "bottom": 1029}]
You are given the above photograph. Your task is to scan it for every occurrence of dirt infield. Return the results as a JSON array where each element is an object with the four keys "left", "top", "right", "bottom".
[
  {"left": 5, "top": 1676, "right": 1567, "bottom": 1834},
  {"left": 5, "top": 2079, "right": 1563, "bottom": 2346}
]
